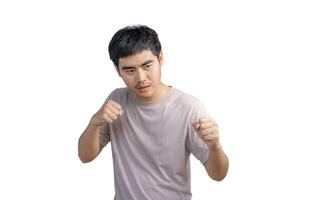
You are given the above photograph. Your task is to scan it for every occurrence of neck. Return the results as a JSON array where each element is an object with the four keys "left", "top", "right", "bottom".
[{"left": 136, "top": 83, "right": 171, "bottom": 102}]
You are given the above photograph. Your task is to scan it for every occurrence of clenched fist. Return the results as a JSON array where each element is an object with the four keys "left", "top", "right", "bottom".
[
  {"left": 193, "top": 117, "right": 221, "bottom": 150},
  {"left": 90, "top": 100, "right": 124, "bottom": 126}
]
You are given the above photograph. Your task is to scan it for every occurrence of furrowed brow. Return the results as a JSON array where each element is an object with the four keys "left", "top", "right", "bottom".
[
  {"left": 121, "top": 66, "right": 135, "bottom": 70},
  {"left": 120, "top": 60, "right": 154, "bottom": 70},
  {"left": 140, "top": 60, "right": 153, "bottom": 67}
]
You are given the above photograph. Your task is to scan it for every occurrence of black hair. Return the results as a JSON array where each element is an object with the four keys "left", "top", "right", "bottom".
[{"left": 108, "top": 25, "right": 162, "bottom": 67}]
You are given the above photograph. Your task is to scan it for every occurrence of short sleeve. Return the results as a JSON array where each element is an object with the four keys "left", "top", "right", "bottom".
[{"left": 186, "top": 100, "right": 210, "bottom": 164}]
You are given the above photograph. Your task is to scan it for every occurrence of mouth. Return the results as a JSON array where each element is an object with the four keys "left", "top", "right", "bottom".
[{"left": 136, "top": 85, "right": 150, "bottom": 92}]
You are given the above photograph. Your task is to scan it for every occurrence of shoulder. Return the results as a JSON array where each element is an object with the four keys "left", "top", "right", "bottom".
[
  {"left": 171, "top": 88, "right": 209, "bottom": 122},
  {"left": 172, "top": 88, "right": 202, "bottom": 107},
  {"left": 106, "top": 87, "right": 130, "bottom": 102},
  {"left": 111, "top": 87, "right": 128, "bottom": 96}
]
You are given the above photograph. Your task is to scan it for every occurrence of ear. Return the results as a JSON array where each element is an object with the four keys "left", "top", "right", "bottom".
[
  {"left": 114, "top": 65, "right": 121, "bottom": 77},
  {"left": 158, "top": 51, "right": 164, "bottom": 66}
]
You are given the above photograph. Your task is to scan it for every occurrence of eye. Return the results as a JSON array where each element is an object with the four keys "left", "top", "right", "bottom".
[
  {"left": 125, "top": 69, "right": 135, "bottom": 73},
  {"left": 143, "top": 65, "right": 151, "bottom": 69}
]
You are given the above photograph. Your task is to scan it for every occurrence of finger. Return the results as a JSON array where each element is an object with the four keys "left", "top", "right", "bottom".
[
  {"left": 102, "top": 113, "right": 113, "bottom": 123},
  {"left": 111, "top": 104, "right": 124, "bottom": 116},
  {"left": 193, "top": 122, "right": 200, "bottom": 130},
  {"left": 200, "top": 126, "right": 217, "bottom": 136},
  {"left": 106, "top": 104, "right": 122, "bottom": 116},
  {"left": 199, "top": 121, "right": 216, "bottom": 130},
  {"left": 198, "top": 117, "right": 213, "bottom": 123},
  {"left": 106, "top": 109, "right": 118, "bottom": 120},
  {"left": 109, "top": 100, "right": 122, "bottom": 110},
  {"left": 112, "top": 104, "right": 124, "bottom": 115},
  {"left": 204, "top": 133, "right": 219, "bottom": 141}
]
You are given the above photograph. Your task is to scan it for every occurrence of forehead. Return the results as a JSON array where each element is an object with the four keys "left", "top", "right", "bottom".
[{"left": 118, "top": 50, "right": 157, "bottom": 66}]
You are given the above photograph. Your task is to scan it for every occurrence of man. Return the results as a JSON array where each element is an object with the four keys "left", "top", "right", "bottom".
[{"left": 78, "top": 25, "right": 229, "bottom": 200}]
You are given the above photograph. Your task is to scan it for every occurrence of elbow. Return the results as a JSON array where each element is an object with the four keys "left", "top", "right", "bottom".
[
  {"left": 207, "top": 166, "right": 229, "bottom": 182},
  {"left": 209, "top": 173, "right": 227, "bottom": 182},
  {"left": 78, "top": 149, "right": 99, "bottom": 163},
  {"left": 79, "top": 158, "right": 91, "bottom": 164},
  {"left": 78, "top": 153, "right": 93, "bottom": 163},
  {"left": 78, "top": 144, "right": 101, "bottom": 164}
]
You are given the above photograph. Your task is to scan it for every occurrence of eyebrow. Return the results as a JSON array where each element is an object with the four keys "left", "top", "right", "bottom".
[{"left": 121, "top": 60, "right": 154, "bottom": 70}]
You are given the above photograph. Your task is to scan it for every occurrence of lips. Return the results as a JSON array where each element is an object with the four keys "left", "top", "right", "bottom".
[
  {"left": 136, "top": 85, "right": 150, "bottom": 93},
  {"left": 137, "top": 85, "right": 150, "bottom": 89}
]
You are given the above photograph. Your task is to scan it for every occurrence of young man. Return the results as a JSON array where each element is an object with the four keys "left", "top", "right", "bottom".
[{"left": 78, "top": 25, "right": 229, "bottom": 200}]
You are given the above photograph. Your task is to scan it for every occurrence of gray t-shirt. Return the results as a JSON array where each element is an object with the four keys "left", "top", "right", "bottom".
[{"left": 100, "top": 87, "right": 210, "bottom": 200}]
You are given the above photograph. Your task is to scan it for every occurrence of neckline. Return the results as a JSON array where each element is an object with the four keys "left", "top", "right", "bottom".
[{"left": 131, "top": 86, "right": 174, "bottom": 106}]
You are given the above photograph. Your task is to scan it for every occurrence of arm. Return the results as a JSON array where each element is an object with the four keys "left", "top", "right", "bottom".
[
  {"left": 78, "top": 121, "right": 105, "bottom": 163},
  {"left": 193, "top": 117, "right": 229, "bottom": 181},
  {"left": 204, "top": 146, "right": 229, "bottom": 181},
  {"left": 78, "top": 100, "right": 123, "bottom": 163}
]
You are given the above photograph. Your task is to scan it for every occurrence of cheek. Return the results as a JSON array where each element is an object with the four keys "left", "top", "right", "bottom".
[
  {"left": 121, "top": 76, "right": 135, "bottom": 86},
  {"left": 150, "top": 68, "right": 161, "bottom": 79}
]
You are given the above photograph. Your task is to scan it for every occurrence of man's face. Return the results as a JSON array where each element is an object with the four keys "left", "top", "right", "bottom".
[{"left": 116, "top": 50, "right": 164, "bottom": 102}]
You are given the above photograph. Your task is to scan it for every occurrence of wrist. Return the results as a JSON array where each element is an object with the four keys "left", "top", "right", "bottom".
[
  {"left": 89, "top": 116, "right": 104, "bottom": 128},
  {"left": 89, "top": 121, "right": 101, "bottom": 128},
  {"left": 209, "top": 143, "right": 222, "bottom": 152}
]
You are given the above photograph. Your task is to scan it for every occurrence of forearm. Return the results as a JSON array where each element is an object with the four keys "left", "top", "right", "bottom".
[
  {"left": 78, "top": 122, "right": 102, "bottom": 163},
  {"left": 205, "top": 147, "right": 229, "bottom": 181}
]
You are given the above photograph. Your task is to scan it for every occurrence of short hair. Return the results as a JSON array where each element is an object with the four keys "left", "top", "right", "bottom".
[{"left": 108, "top": 25, "right": 162, "bottom": 67}]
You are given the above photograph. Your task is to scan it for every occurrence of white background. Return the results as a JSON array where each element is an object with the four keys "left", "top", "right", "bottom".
[{"left": 1, "top": 0, "right": 322, "bottom": 199}]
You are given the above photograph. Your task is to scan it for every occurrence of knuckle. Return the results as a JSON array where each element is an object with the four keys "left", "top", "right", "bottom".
[
  {"left": 103, "top": 108, "right": 110, "bottom": 115},
  {"left": 106, "top": 100, "right": 114, "bottom": 107},
  {"left": 103, "top": 116, "right": 110, "bottom": 123},
  {"left": 201, "top": 124, "right": 209, "bottom": 129},
  {"left": 105, "top": 100, "right": 111, "bottom": 106},
  {"left": 105, "top": 116, "right": 113, "bottom": 123},
  {"left": 103, "top": 104, "right": 110, "bottom": 111}
]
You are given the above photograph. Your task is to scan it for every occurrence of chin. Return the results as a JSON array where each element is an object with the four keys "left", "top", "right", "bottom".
[{"left": 137, "top": 91, "right": 154, "bottom": 100}]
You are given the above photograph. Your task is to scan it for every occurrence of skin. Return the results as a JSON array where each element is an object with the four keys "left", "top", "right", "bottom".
[
  {"left": 78, "top": 50, "right": 229, "bottom": 181},
  {"left": 194, "top": 118, "right": 229, "bottom": 181},
  {"left": 116, "top": 50, "right": 170, "bottom": 102}
]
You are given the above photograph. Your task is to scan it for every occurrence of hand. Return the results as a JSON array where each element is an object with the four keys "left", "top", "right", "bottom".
[
  {"left": 90, "top": 100, "right": 124, "bottom": 126},
  {"left": 193, "top": 117, "right": 221, "bottom": 150}
]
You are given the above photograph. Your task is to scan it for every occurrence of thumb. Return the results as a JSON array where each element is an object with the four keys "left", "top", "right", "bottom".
[
  {"left": 193, "top": 122, "right": 200, "bottom": 130},
  {"left": 119, "top": 109, "right": 124, "bottom": 116}
]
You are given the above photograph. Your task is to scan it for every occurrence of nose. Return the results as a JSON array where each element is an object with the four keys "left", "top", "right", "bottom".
[{"left": 136, "top": 68, "right": 146, "bottom": 82}]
